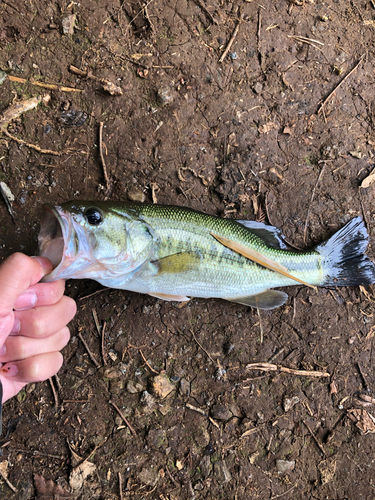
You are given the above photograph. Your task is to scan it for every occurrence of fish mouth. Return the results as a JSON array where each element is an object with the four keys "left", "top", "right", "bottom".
[{"left": 38, "top": 204, "right": 96, "bottom": 281}]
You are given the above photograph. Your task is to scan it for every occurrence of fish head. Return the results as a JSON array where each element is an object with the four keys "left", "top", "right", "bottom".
[{"left": 38, "top": 201, "right": 153, "bottom": 283}]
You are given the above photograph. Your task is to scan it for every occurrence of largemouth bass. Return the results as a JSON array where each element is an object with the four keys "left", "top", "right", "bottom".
[{"left": 38, "top": 201, "right": 375, "bottom": 310}]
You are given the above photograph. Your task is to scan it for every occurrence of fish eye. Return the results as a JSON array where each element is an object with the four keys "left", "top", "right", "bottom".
[{"left": 84, "top": 207, "right": 103, "bottom": 226}]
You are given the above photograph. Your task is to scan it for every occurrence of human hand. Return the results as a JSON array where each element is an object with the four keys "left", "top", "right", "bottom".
[{"left": 0, "top": 253, "right": 76, "bottom": 404}]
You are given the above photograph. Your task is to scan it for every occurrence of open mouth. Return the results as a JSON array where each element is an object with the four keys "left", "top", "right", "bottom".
[{"left": 38, "top": 205, "right": 66, "bottom": 268}]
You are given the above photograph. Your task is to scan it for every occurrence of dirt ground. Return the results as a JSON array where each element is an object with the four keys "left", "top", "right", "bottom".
[{"left": 1, "top": 0, "right": 375, "bottom": 498}]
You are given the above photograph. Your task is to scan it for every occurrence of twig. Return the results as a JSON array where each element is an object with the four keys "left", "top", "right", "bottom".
[
  {"left": 99, "top": 122, "right": 110, "bottom": 196},
  {"left": 185, "top": 403, "right": 220, "bottom": 429},
  {"left": 49, "top": 377, "right": 59, "bottom": 408},
  {"left": 246, "top": 362, "right": 330, "bottom": 377},
  {"left": 92, "top": 309, "right": 101, "bottom": 335},
  {"left": 317, "top": 53, "right": 366, "bottom": 114},
  {"left": 357, "top": 362, "right": 369, "bottom": 391},
  {"left": 192, "top": 0, "right": 218, "bottom": 25},
  {"left": 101, "top": 321, "right": 107, "bottom": 366},
  {"left": 219, "top": 20, "right": 240, "bottom": 63},
  {"left": 2, "top": 129, "right": 62, "bottom": 156},
  {"left": 257, "top": 9, "right": 262, "bottom": 68},
  {"left": 7, "top": 447, "right": 64, "bottom": 460},
  {"left": 109, "top": 400, "right": 137, "bottom": 437},
  {"left": 257, "top": 308, "right": 264, "bottom": 343},
  {"left": 165, "top": 465, "right": 181, "bottom": 489},
  {"left": 190, "top": 329, "right": 215, "bottom": 363},
  {"left": 302, "top": 420, "right": 326, "bottom": 456},
  {"left": 270, "top": 483, "right": 298, "bottom": 500},
  {"left": 119, "top": 472, "right": 123, "bottom": 500},
  {"left": 303, "top": 162, "right": 327, "bottom": 243},
  {"left": 79, "top": 288, "right": 108, "bottom": 301},
  {"left": 7, "top": 74, "right": 82, "bottom": 92},
  {"left": 78, "top": 332, "right": 101, "bottom": 368},
  {"left": 0, "top": 468, "right": 17, "bottom": 493},
  {"left": 139, "top": 349, "right": 159, "bottom": 374}
]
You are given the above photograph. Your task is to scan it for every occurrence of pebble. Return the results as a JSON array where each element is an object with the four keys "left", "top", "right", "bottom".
[
  {"left": 276, "top": 459, "right": 295, "bottom": 474},
  {"left": 127, "top": 380, "right": 145, "bottom": 394},
  {"left": 152, "top": 373, "right": 175, "bottom": 399},
  {"left": 213, "top": 460, "right": 232, "bottom": 483},
  {"left": 180, "top": 378, "right": 190, "bottom": 396},
  {"left": 254, "top": 82, "right": 263, "bottom": 94},
  {"left": 140, "top": 390, "right": 156, "bottom": 409},
  {"left": 138, "top": 467, "right": 159, "bottom": 487},
  {"left": 127, "top": 188, "right": 146, "bottom": 203},
  {"left": 210, "top": 404, "right": 232, "bottom": 421},
  {"left": 283, "top": 396, "right": 300, "bottom": 412}
]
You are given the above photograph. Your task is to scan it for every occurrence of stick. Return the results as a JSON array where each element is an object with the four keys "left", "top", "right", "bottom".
[
  {"left": 303, "top": 162, "right": 327, "bottom": 243},
  {"left": 219, "top": 21, "right": 240, "bottom": 63},
  {"left": 7, "top": 75, "right": 82, "bottom": 92},
  {"left": 0, "top": 468, "right": 17, "bottom": 493},
  {"left": 2, "top": 129, "right": 62, "bottom": 156},
  {"left": 109, "top": 400, "right": 137, "bottom": 437},
  {"left": 190, "top": 329, "right": 215, "bottom": 363},
  {"left": 77, "top": 332, "right": 101, "bottom": 368},
  {"left": 48, "top": 377, "right": 59, "bottom": 408},
  {"left": 257, "top": 308, "right": 263, "bottom": 344},
  {"left": 99, "top": 122, "right": 110, "bottom": 195},
  {"left": 317, "top": 53, "right": 366, "bottom": 114},
  {"left": 118, "top": 472, "right": 123, "bottom": 500},
  {"left": 101, "top": 321, "right": 107, "bottom": 366},
  {"left": 303, "top": 419, "right": 326, "bottom": 456},
  {"left": 139, "top": 349, "right": 159, "bottom": 374},
  {"left": 246, "top": 362, "right": 330, "bottom": 377},
  {"left": 192, "top": 0, "right": 218, "bottom": 25}
]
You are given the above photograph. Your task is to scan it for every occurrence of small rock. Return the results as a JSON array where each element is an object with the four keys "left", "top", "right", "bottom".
[
  {"left": 229, "top": 52, "right": 237, "bottom": 59},
  {"left": 210, "top": 404, "right": 232, "bottom": 421},
  {"left": 147, "top": 429, "right": 167, "bottom": 449},
  {"left": 152, "top": 373, "right": 175, "bottom": 399},
  {"left": 127, "top": 188, "right": 146, "bottom": 203},
  {"left": 276, "top": 459, "right": 295, "bottom": 474},
  {"left": 138, "top": 467, "right": 159, "bottom": 487},
  {"left": 254, "top": 82, "right": 263, "bottom": 94},
  {"left": 62, "top": 14, "right": 76, "bottom": 35},
  {"left": 127, "top": 380, "right": 145, "bottom": 394},
  {"left": 180, "top": 378, "right": 190, "bottom": 396},
  {"left": 283, "top": 395, "right": 300, "bottom": 412},
  {"left": 213, "top": 460, "right": 232, "bottom": 483},
  {"left": 140, "top": 390, "right": 156, "bottom": 409},
  {"left": 102, "top": 363, "right": 128, "bottom": 379},
  {"left": 60, "top": 109, "right": 87, "bottom": 128},
  {"left": 101, "top": 79, "right": 123, "bottom": 96},
  {"left": 200, "top": 455, "right": 212, "bottom": 478}
]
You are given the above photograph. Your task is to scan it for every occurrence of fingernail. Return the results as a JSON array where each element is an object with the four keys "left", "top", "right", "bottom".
[
  {"left": 14, "top": 291, "right": 37, "bottom": 311},
  {"left": 11, "top": 318, "right": 20, "bottom": 334},
  {"left": 31, "top": 256, "right": 52, "bottom": 273},
  {"left": 1, "top": 364, "right": 18, "bottom": 377},
  {"left": 0, "top": 346, "right": 5, "bottom": 357}
]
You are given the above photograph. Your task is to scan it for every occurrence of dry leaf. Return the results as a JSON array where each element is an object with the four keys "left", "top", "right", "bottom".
[
  {"left": 259, "top": 122, "right": 278, "bottom": 134},
  {"left": 361, "top": 170, "right": 375, "bottom": 188},
  {"left": 34, "top": 474, "right": 72, "bottom": 498},
  {"left": 69, "top": 460, "right": 96, "bottom": 491},
  {"left": 318, "top": 458, "right": 336, "bottom": 485},
  {"left": 348, "top": 408, "right": 375, "bottom": 434}
]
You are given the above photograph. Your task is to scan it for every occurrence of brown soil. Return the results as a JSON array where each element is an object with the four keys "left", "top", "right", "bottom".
[{"left": 1, "top": 1, "right": 375, "bottom": 499}]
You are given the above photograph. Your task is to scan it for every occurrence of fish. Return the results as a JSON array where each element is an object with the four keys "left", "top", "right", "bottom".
[{"left": 37, "top": 201, "right": 375, "bottom": 310}]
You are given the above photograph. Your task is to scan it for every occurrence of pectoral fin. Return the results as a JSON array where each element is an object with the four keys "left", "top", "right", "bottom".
[
  {"left": 154, "top": 252, "right": 200, "bottom": 275},
  {"left": 227, "top": 290, "right": 288, "bottom": 310},
  {"left": 148, "top": 292, "right": 190, "bottom": 302},
  {"left": 211, "top": 232, "right": 316, "bottom": 290}
]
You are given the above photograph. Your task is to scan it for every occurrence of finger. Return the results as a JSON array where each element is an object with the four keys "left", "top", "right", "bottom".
[
  {"left": 13, "top": 296, "right": 77, "bottom": 338},
  {"left": 0, "top": 327, "right": 70, "bottom": 363},
  {"left": 0, "top": 352, "right": 64, "bottom": 400},
  {"left": 15, "top": 280, "right": 66, "bottom": 309},
  {"left": 0, "top": 254, "right": 53, "bottom": 318}
]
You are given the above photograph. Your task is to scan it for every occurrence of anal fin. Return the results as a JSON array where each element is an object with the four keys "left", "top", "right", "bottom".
[
  {"left": 227, "top": 290, "right": 288, "bottom": 310},
  {"left": 148, "top": 292, "right": 191, "bottom": 302}
]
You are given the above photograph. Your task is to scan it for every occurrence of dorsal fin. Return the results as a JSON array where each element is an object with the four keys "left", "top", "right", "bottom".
[{"left": 236, "top": 220, "right": 288, "bottom": 250}]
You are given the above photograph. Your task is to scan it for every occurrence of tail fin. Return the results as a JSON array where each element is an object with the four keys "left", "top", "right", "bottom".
[{"left": 316, "top": 217, "right": 375, "bottom": 286}]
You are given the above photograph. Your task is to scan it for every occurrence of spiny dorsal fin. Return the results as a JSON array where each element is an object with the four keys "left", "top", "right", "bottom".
[
  {"left": 211, "top": 232, "right": 316, "bottom": 290},
  {"left": 236, "top": 220, "right": 288, "bottom": 249}
]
